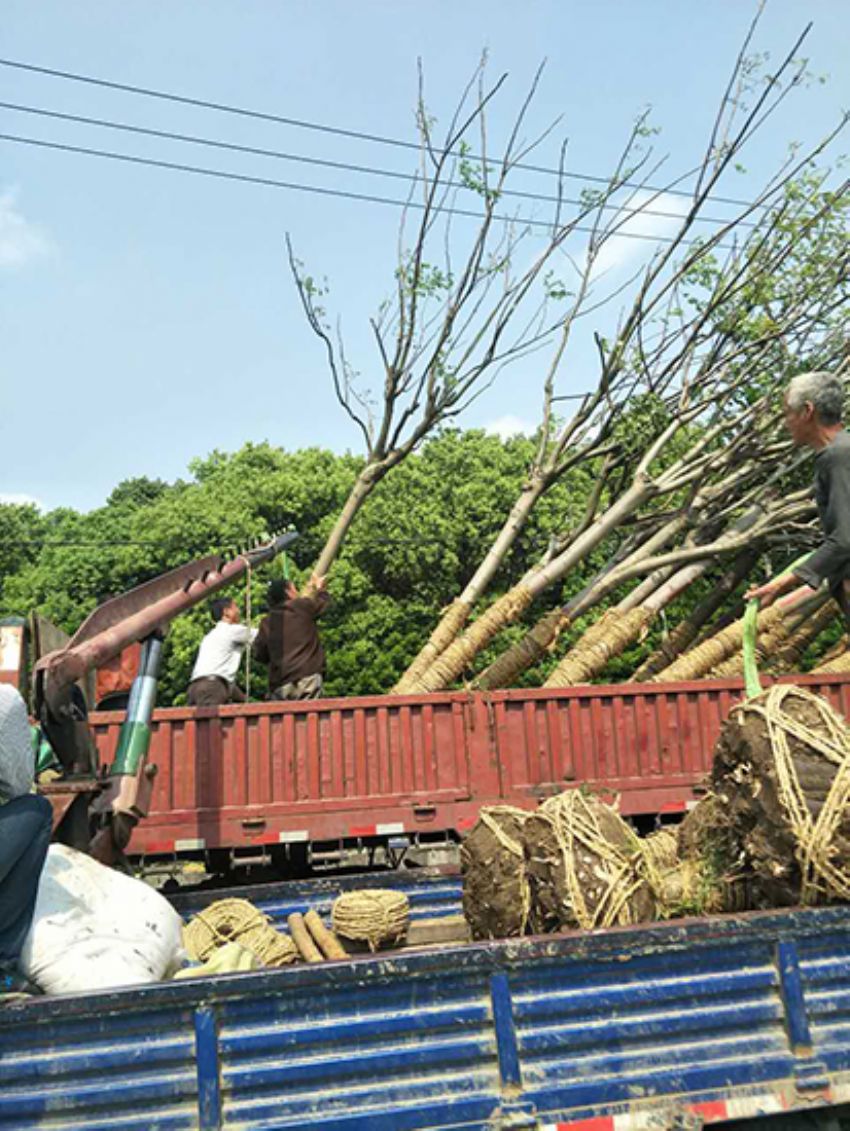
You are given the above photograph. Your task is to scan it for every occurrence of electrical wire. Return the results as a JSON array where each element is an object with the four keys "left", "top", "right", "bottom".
[
  {"left": 0, "top": 99, "right": 756, "bottom": 230},
  {"left": 0, "top": 130, "right": 737, "bottom": 248},
  {"left": 0, "top": 55, "right": 767, "bottom": 211}
]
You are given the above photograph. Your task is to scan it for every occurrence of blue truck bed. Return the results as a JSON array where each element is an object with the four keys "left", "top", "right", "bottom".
[{"left": 2, "top": 871, "right": 850, "bottom": 1130}]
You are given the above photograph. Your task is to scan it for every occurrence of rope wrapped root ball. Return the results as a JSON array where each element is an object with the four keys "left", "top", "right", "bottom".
[
  {"left": 461, "top": 805, "right": 531, "bottom": 940},
  {"left": 183, "top": 898, "right": 299, "bottom": 967},
  {"left": 710, "top": 684, "right": 850, "bottom": 908},
  {"left": 331, "top": 890, "right": 409, "bottom": 951},
  {"left": 524, "top": 790, "right": 658, "bottom": 932}
]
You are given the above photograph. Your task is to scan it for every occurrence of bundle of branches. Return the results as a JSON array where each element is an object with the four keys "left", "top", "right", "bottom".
[
  {"left": 393, "top": 17, "right": 850, "bottom": 695},
  {"left": 461, "top": 805, "right": 531, "bottom": 940},
  {"left": 523, "top": 791, "right": 660, "bottom": 932},
  {"left": 291, "top": 60, "right": 671, "bottom": 585},
  {"left": 705, "top": 684, "right": 850, "bottom": 908}
]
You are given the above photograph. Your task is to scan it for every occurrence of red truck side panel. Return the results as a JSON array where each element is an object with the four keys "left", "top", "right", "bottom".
[{"left": 90, "top": 672, "right": 850, "bottom": 857}]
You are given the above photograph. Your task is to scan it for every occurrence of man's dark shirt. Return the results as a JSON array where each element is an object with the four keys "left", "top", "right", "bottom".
[
  {"left": 796, "top": 429, "right": 850, "bottom": 593},
  {"left": 252, "top": 591, "right": 330, "bottom": 689}
]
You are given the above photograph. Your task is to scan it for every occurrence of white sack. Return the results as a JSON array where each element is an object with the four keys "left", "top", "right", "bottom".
[{"left": 20, "top": 845, "right": 183, "bottom": 995}]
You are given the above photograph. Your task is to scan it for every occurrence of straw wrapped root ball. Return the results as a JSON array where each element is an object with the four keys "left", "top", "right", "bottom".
[
  {"left": 709, "top": 684, "right": 850, "bottom": 909},
  {"left": 183, "top": 898, "right": 299, "bottom": 967},
  {"left": 461, "top": 805, "right": 531, "bottom": 940},
  {"left": 331, "top": 890, "right": 409, "bottom": 951},
  {"left": 524, "top": 790, "right": 657, "bottom": 932}
]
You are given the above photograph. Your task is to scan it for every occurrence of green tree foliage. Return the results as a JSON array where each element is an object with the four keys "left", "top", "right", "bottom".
[{"left": 0, "top": 432, "right": 598, "bottom": 702}]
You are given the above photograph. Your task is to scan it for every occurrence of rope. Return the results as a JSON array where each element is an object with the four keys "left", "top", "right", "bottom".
[
  {"left": 183, "top": 898, "right": 299, "bottom": 966},
  {"left": 243, "top": 555, "right": 253, "bottom": 699},
  {"left": 331, "top": 890, "right": 410, "bottom": 951},
  {"left": 479, "top": 806, "right": 531, "bottom": 933},
  {"left": 733, "top": 684, "right": 850, "bottom": 904},
  {"left": 537, "top": 792, "right": 650, "bottom": 930}
]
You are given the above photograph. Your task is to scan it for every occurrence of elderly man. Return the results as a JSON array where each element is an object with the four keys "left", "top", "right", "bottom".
[
  {"left": 0, "top": 684, "right": 52, "bottom": 996},
  {"left": 748, "top": 370, "right": 850, "bottom": 614}
]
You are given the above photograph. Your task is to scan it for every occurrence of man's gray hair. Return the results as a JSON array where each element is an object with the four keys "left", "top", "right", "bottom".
[{"left": 786, "top": 370, "right": 845, "bottom": 425}]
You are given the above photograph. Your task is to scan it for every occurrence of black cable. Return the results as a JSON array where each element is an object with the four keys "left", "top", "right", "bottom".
[
  {"left": 0, "top": 55, "right": 766, "bottom": 211},
  {"left": 0, "top": 130, "right": 730, "bottom": 247},
  {"left": 0, "top": 99, "right": 755, "bottom": 230}
]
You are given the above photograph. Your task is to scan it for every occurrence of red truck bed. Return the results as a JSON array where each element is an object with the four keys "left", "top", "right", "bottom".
[{"left": 89, "top": 672, "right": 850, "bottom": 859}]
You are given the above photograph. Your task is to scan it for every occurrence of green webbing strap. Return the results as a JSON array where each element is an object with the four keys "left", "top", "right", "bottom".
[{"left": 743, "top": 553, "right": 813, "bottom": 700}]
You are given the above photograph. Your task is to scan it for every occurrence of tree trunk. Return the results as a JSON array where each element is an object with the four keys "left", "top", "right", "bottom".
[
  {"left": 543, "top": 606, "right": 656, "bottom": 687},
  {"left": 652, "top": 598, "right": 804, "bottom": 683},
  {"left": 403, "top": 583, "right": 537, "bottom": 693},
  {"left": 474, "top": 606, "right": 571, "bottom": 691},
  {"left": 812, "top": 634, "right": 850, "bottom": 673},
  {"left": 393, "top": 479, "right": 546, "bottom": 693},
  {"left": 769, "top": 594, "right": 836, "bottom": 673},
  {"left": 312, "top": 466, "right": 381, "bottom": 579},
  {"left": 631, "top": 550, "right": 758, "bottom": 681}
]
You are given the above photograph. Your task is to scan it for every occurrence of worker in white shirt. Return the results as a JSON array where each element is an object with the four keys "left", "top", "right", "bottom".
[{"left": 187, "top": 597, "right": 257, "bottom": 706}]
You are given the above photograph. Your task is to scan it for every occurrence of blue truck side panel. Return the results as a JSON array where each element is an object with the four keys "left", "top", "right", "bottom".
[{"left": 3, "top": 895, "right": 850, "bottom": 1129}]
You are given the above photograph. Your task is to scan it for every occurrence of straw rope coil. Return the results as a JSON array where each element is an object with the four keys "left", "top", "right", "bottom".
[
  {"left": 183, "top": 898, "right": 299, "bottom": 967},
  {"left": 331, "top": 890, "right": 410, "bottom": 951}
]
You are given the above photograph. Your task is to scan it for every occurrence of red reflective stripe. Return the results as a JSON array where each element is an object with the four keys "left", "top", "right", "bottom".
[
  {"left": 690, "top": 1100, "right": 728, "bottom": 1121},
  {"left": 557, "top": 1119, "right": 615, "bottom": 1130},
  {"left": 658, "top": 800, "right": 687, "bottom": 813},
  {"left": 349, "top": 825, "right": 376, "bottom": 837},
  {"left": 142, "top": 840, "right": 174, "bottom": 854}
]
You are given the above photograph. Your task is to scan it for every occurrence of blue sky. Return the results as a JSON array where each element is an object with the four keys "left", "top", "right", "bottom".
[{"left": 2, "top": 1, "right": 849, "bottom": 512}]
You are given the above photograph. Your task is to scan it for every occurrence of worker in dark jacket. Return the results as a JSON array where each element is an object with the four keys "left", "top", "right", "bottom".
[
  {"left": 748, "top": 370, "right": 850, "bottom": 616},
  {"left": 0, "top": 685, "right": 52, "bottom": 997},
  {"left": 253, "top": 575, "right": 330, "bottom": 700}
]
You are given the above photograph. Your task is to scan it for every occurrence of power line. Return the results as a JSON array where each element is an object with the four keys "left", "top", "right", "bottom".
[
  {"left": 0, "top": 99, "right": 755, "bottom": 230},
  {"left": 0, "top": 130, "right": 731, "bottom": 247},
  {"left": 0, "top": 55, "right": 765, "bottom": 212}
]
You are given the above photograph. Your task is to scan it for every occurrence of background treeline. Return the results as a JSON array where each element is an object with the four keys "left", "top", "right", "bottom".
[{"left": 0, "top": 426, "right": 833, "bottom": 705}]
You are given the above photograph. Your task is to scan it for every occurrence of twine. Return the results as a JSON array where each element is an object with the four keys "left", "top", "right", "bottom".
[
  {"left": 415, "top": 585, "right": 535, "bottom": 692},
  {"left": 183, "top": 898, "right": 299, "bottom": 967},
  {"left": 544, "top": 606, "right": 654, "bottom": 688},
  {"left": 478, "top": 805, "right": 532, "bottom": 933},
  {"left": 657, "top": 604, "right": 784, "bottom": 683},
  {"left": 331, "top": 890, "right": 410, "bottom": 951},
  {"left": 538, "top": 791, "right": 649, "bottom": 930},
  {"left": 733, "top": 684, "right": 850, "bottom": 904}
]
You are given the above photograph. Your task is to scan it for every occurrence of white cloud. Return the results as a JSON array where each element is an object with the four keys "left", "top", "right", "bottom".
[
  {"left": 485, "top": 415, "right": 535, "bottom": 440},
  {"left": 0, "top": 189, "right": 51, "bottom": 269},
  {"left": 589, "top": 190, "right": 690, "bottom": 277},
  {"left": 0, "top": 492, "right": 43, "bottom": 509}
]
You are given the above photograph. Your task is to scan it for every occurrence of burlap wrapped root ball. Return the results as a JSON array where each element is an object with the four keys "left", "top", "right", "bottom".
[
  {"left": 710, "top": 684, "right": 850, "bottom": 909},
  {"left": 461, "top": 805, "right": 531, "bottom": 940},
  {"left": 524, "top": 790, "right": 659, "bottom": 932},
  {"left": 183, "top": 898, "right": 299, "bottom": 967},
  {"left": 331, "top": 890, "right": 409, "bottom": 951}
]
